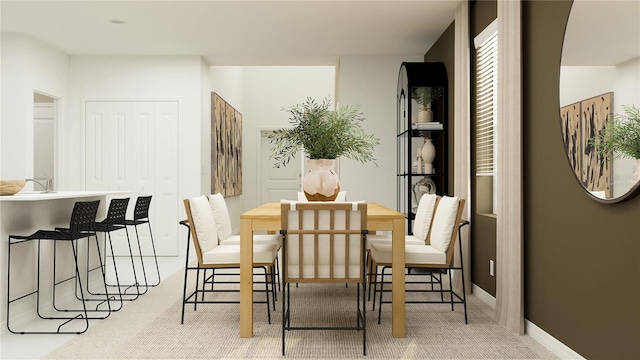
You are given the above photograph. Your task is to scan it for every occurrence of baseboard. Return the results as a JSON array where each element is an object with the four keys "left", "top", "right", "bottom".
[
  {"left": 471, "top": 283, "right": 496, "bottom": 309},
  {"left": 471, "top": 283, "right": 583, "bottom": 360},
  {"left": 525, "top": 320, "right": 585, "bottom": 359}
]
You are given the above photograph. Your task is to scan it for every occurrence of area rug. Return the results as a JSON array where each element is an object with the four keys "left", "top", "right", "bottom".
[{"left": 44, "top": 268, "right": 557, "bottom": 359}]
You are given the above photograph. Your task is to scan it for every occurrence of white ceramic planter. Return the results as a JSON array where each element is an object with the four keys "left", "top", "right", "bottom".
[{"left": 302, "top": 159, "right": 340, "bottom": 201}]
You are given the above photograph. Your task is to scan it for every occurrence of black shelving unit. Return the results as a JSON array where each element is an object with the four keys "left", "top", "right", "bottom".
[{"left": 397, "top": 62, "right": 448, "bottom": 234}]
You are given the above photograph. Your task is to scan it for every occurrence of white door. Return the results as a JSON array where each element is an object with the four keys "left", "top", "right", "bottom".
[
  {"left": 260, "top": 130, "right": 301, "bottom": 203},
  {"left": 85, "top": 101, "right": 179, "bottom": 256}
]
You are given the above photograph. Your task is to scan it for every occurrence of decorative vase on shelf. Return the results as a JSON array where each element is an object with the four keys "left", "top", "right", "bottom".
[
  {"left": 413, "top": 176, "right": 437, "bottom": 206},
  {"left": 417, "top": 102, "right": 433, "bottom": 123},
  {"left": 302, "top": 159, "right": 340, "bottom": 201},
  {"left": 420, "top": 138, "right": 436, "bottom": 174}
]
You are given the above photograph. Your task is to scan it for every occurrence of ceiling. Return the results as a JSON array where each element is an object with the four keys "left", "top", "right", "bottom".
[{"left": 0, "top": 0, "right": 460, "bottom": 66}]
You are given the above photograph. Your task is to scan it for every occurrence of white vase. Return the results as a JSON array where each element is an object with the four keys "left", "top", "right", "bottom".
[
  {"left": 632, "top": 158, "right": 640, "bottom": 183},
  {"left": 417, "top": 103, "right": 433, "bottom": 123},
  {"left": 302, "top": 159, "right": 340, "bottom": 201},
  {"left": 420, "top": 138, "right": 436, "bottom": 173}
]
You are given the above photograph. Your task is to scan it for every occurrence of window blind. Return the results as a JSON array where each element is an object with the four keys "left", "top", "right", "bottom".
[{"left": 475, "top": 30, "right": 497, "bottom": 176}]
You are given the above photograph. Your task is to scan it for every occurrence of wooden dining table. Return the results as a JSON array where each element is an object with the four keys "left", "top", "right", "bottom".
[{"left": 239, "top": 201, "right": 406, "bottom": 338}]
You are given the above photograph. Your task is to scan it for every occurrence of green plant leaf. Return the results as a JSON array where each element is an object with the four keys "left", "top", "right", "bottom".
[{"left": 268, "top": 96, "right": 380, "bottom": 168}]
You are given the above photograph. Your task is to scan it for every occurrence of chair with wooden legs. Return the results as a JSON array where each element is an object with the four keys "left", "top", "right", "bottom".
[
  {"left": 180, "top": 195, "right": 277, "bottom": 324},
  {"left": 7, "top": 200, "right": 113, "bottom": 334},
  {"left": 369, "top": 196, "right": 468, "bottom": 324},
  {"left": 280, "top": 201, "right": 368, "bottom": 356}
]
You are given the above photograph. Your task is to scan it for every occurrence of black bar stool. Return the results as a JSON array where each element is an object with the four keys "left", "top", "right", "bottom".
[
  {"left": 125, "top": 196, "right": 161, "bottom": 289},
  {"left": 87, "top": 197, "right": 142, "bottom": 305},
  {"left": 6, "top": 200, "right": 113, "bottom": 334}
]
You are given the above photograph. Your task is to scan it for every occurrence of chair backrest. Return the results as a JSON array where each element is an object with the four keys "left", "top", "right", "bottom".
[
  {"left": 425, "top": 196, "right": 466, "bottom": 266},
  {"left": 280, "top": 201, "right": 367, "bottom": 284},
  {"left": 412, "top": 193, "right": 437, "bottom": 241},
  {"left": 106, "top": 198, "right": 129, "bottom": 225},
  {"left": 207, "top": 193, "right": 233, "bottom": 242},
  {"left": 69, "top": 200, "right": 100, "bottom": 232},
  {"left": 133, "top": 195, "right": 152, "bottom": 221},
  {"left": 183, "top": 196, "right": 219, "bottom": 266}
]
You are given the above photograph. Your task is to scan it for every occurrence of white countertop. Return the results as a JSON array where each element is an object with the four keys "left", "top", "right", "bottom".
[{"left": 0, "top": 190, "right": 129, "bottom": 202}]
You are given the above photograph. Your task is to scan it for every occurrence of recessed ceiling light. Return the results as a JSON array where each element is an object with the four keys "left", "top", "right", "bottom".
[{"left": 110, "top": 20, "right": 126, "bottom": 25}]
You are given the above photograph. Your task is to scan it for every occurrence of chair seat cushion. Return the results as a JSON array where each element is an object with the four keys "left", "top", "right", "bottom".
[
  {"left": 201, "top": 243, "right": 277, "bottom": 265},
  {"left": 219, "top": 233, "right": 282, "bottom": 248},
  {"left": 370, "top": 243, "right": 446, "bottom": 265},
  {"left": 366, "top": 234, "right": 424, "bottom": 249}
]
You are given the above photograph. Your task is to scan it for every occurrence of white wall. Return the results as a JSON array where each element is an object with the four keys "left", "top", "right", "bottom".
[
  {"left": 210, "top": 66, "right": 245, "bottom": 230},
  {"left": 241, "top": 66, "right": 336, "bottom": 213},
  {"left": 1, "top": 33, "right": 69, "bottom": 182},
  {"left": 67, "top": 55, "right": 204, "bottom": 203},
  {"left": 337, "top": 55, "right": 423, "bottom": 208}
]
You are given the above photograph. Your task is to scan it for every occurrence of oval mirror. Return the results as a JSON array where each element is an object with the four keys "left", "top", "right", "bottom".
[{"left": 560, "top": 0, "right": 640, "bottom": 203}]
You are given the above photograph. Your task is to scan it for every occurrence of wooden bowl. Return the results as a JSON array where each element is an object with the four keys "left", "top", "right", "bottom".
[{"left": 0, "top": 180, "right": 26, "bottom": 196}]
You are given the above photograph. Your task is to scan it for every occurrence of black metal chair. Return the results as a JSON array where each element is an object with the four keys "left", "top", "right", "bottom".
[
  {"left": 124, "top": 196, "right": 161, "bottom": 290},
  {"left": 86, "top": 197, "right": 142, "bottom": 305},
  {"left": 6, "top": 200, "right": 113, "bottom": 334}
]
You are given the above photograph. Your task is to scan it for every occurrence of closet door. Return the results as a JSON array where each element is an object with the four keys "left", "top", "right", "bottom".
[{"left": 85, "top": 101, "right": 179, "bottom": 256}]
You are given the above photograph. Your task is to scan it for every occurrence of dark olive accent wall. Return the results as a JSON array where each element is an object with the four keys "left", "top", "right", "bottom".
[
  {"left": 424, "top": 22, "right": 455, "bottom": 196},
  {"left": 523, "top": 0, "right": 640, "bottom": 358},
  {"left": 470, "top": 0, "right": 497, "bottom": 296}
]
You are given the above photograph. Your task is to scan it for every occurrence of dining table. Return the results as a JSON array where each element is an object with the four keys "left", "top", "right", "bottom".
[{"left": 239, "top": 201, "right": 406, "bottom": 338}]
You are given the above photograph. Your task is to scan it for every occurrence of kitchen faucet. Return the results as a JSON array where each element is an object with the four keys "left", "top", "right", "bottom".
[{"left": 25, "top": 175, "right": 54, "bottom": 193}]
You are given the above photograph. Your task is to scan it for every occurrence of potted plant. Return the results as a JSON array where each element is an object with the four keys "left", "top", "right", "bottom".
[
  {"left": 412, "top": 87, "right": 443, "bottom": 123},
  {"left": 269, "top": 97, "right": 380, "bottom": 200},
  {"left": 591, "top": 104, "right": 640, "bottom": 181}
]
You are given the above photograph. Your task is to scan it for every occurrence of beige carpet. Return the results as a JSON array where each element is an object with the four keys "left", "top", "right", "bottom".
[{"left": 44, "top": 268, "right": 557, "bottom": 359}]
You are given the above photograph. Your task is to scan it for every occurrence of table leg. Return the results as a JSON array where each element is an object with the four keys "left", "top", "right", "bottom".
[
  {"left": 240, "top": 218, "right": 253, "bottom": 337},
  {"left": 391, "top": 217, "right": 406, "bottom": 337}
]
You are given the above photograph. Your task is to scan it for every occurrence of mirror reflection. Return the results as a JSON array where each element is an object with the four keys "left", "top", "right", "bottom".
[{"left": 560, "top": 0, "right": 640, "bottom": 202}]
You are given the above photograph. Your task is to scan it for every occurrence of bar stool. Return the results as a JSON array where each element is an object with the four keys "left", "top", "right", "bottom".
[
  {"left": 87, "top": 197, "right": 142, "bottom": 305},
  {"left": 6, "top": 200, "right": 112, "bottom": 334},
  {"left": 125, "top": 196, "right": 161, "bottom": 289}
]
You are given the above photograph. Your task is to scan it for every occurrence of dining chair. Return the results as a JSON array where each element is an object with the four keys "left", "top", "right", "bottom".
[
  {"left": 280, "top": 200, "right": 368, "bottom": 355},
  {"left": 369, "top": 196, "right": 468, "bottom": 324},
  {"left": 207, "top": 193, "right": 282, "bottom": 298},
  {"left": 7, "top": 200, "right": 113, "bottom": 334},
  {"left": 180, "top": 195, "right": 278, "bottom": 324},
  {"left": 367, "top": 193, "right": 437, "bottom": 302}
]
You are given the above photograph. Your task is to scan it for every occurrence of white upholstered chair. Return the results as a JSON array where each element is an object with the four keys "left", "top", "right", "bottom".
[
  {"left": 280, "top": 200, "right": 367, "bottom": 355},
  {"left": 369, "top": 195, "right": 468, "bottom": 324},
  {"left": 207, "top": 193, "right": 282, "bottom": 296},
  {"left": 180, "top": 195, "right": 278, "bottom": 324},
  {"left": 367, "top": 193, "right": 437, "bottom": 300}
]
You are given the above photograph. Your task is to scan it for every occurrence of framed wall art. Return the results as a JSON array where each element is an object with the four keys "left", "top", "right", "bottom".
[{"left": 212, "top": 93, "right": 242, "bottom": 196}]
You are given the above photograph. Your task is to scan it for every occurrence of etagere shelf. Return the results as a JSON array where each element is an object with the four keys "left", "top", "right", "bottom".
[{"left": 397, "top": 62, "right": 449, "bottom": 233}]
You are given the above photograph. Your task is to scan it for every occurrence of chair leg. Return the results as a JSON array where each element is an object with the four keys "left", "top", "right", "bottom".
[{"left": 262, "top": 266, "right": 271, "bottom": 324}]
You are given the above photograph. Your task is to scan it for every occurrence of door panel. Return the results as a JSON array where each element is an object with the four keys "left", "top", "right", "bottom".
[
  {"left": 85, "top": 101, "right": 178, "bottom": 256},
  {"left": 260, "top": 130, "right": 301, "bottom": 203}
]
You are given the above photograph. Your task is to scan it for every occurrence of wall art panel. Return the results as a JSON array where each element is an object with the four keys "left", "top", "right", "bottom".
[{"left": 212, "top": 93, "right": 242, "bottom": 196}]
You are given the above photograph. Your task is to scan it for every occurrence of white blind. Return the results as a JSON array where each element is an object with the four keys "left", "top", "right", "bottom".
[{"left": 475, "top": 30, "right": 497, "bottom": 176}]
